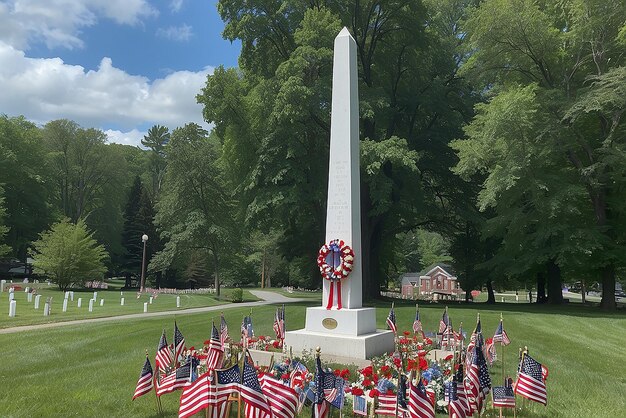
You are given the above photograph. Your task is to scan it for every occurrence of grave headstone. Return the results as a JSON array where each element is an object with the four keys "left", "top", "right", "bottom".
[
  {"left": 34, "top": 294, "right": 41, "bottom": 309},
  {"left": 62, "top": 298, "right": 68, "bottom": 312},
  {"left": 43, "top": 302, "right": 50, "bottom": 316},
  {"left": 0, "top": 279, "right": 6, "bottom": 292},
  {"left": 70, "top": 291, "right": 74, "bottom": 301},
  {"left": 88, "top": 299, "right": 94, "bottom": 312},
  {"left": 9, "top": 300, "right": 16, "bottom": 317},
  {"left": 100, "top": 299, "right": 104, "bottom": 306},
  {"left": 149, "top": 296, "right": 153, "bottom": 304},
  {"left": 93, "top": 291, "right": 98, "bottom": 301},
  {"left": 25, "top": 287, "right": 29, "bottom": 293},
  {"left": 9, "top": 292, "right": 14, "bottom": 302},
  {"left": 27, "top": 292, "right": 32, "bottom": 302},
  {"left": 120, "top": 291, "right": 123, "bottom": 296},
  {"left": 176, "top": 296, "right": 180, "bottom": 308},
  {"left": 77, "top": 298, "right": 82, "bottom": 308},
  {"left": 64, "top": 291, "right": 69, "bottom": 299},
  {"left": 143, "top": 302, "right": 148, "bottom": 313},
  {"left": 120, "top": 297, "right": 125, "bottom": 306}
]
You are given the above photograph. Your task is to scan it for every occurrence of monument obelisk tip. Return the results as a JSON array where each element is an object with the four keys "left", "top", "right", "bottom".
[{"left": 337, "top": 27, "right": 353, "bottom": 38}]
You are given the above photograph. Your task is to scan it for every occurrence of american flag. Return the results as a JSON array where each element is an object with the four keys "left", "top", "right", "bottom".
[
  {"left": 353, "top": 395, "right": 367, "bottom": 416},
  {"left": 375, "top": 394, "right": 405, "bottom": 417},
  {"left": 132, "top": 356, "right": 154, "bottom": 400},
  {"left": 386, "top": 305, "right": 397, "bottom": 334},
  {"left": 454, "top": 365, "right": 471, "bottom": 415},
  {"left": 273, "top": 308, "right": 281, "bottom": 340},
  {"left": 214, "top": 363, "right": 241, "bottom": 404},
  {"left": 493, "top": 320, "right": 511, "bottom": 346},
  {"left": 241, "top": 359, "right": 272, "bottom": 418},
  {"left": 312, "top": 356, "right": 331, "bottom": 418},
  {"left": 439, "top": 309, "right": 450, "bottom": 334},
  {"left": 412, "top": 309, "right": 422, "bottom": 335},
  {"left": 259, "top": 373, "right": 299, "bottom": 418},
  {"left": 178, "top": 371, "right": 211, "bottom": 418},
  {"left": 514, "top": 354, "right": 547, "bottom": 405},
  {"left": 486, "top": 338, "right": 497, "bottom": 365},
  {"left": 408, "top": 379, "right": 435, "bottom": 418},
  {"left": 289, "top": 362, "right": 308, "bottom": 389},
  {"left": 206, "top": 323, "right": 224, "bottom": 371},
  {"left": 448, "top": 379, "right": 467, "bottom": 418},
  {"left": 156, "top": 330, "right": 172, "bottom": 374},
  {"left": 492, "top": 385, "right": 515, "bottom": 408},
  {"left": 278, "top": 306, "right": 285, "bottom": 339},
  {"left": 174, "top": 321, "right": 185, "bottom": 367},
  {"left": 397, "top": 374, "right": 408, "bottom": 415},
  {"left": 242, "top": 315, "right": 254, "bottom": 347},
  {"left": 220, "top": 313, "right": 229, "bottom": 346},
  {"left": 156, "top": 362, "right": 192, "bottom": 397},
  {"left": 464, "top": 340, "right": 491, "bottom": 414}
]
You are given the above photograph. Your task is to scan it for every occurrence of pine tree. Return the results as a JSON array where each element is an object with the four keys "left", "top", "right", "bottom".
[{"left": 120, "top": 176, "right": 143, "bottom": 287}]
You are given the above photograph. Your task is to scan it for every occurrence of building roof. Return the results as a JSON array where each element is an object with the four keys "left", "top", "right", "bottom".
[{"left": 418, "top": 263, "right": 456, "bottom": 277}]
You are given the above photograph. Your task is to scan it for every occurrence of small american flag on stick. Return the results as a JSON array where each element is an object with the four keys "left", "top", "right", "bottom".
[{"left": 132, "top": 355, "right": 154, "bottom": 400}]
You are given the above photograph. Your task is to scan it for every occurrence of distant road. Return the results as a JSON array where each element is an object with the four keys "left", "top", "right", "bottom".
[{"left": 0, "top": 290, "right": 304, "bottom": 335}]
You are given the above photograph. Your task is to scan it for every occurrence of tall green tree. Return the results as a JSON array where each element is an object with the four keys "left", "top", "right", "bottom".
[
  {"left": 457, "top": 0, "right": 626, "bottom": 309},
  {"left": 0, "top": 115, "right": 51, "bottom": 258},
  {"left": 31, "top": 219, "right": 108, "bottom": 291},
  {"left": 150, "top": 125, "right": 236, "bottom": 296},
  {"left": 202, "top": 1, "right": 476, "bottom": 297},
  {"left": 0, "top": 186, "right": 10, "bottom": 257},
  {"left": 141, "top": 125, "right": 170, "bottom": 198}
]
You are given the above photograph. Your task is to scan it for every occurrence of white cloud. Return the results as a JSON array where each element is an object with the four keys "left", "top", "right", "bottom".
[
  {"left": 156, "top": 24, "right": 192, "bottom": 42},
  {"left": 170, "top": 0, "right": 184, "bottom": 13},
  {"left": 0, "top": 41, "right": 212, "bottom": 133},
  {"left": 104, "top": 128, "right": 147, "bottom": 147},
  {"left": 0, "top": 0, "right": 157, "bottom": 50}
]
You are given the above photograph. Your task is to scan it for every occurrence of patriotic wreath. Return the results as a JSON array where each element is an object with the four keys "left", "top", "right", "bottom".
[{"left": 317, "top": 239, "right": 355, "bottom": 281}]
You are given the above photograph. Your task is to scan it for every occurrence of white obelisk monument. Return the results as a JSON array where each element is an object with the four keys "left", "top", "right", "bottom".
[{"left": 285, "top": 27, "right": 394, "bottom": 360}]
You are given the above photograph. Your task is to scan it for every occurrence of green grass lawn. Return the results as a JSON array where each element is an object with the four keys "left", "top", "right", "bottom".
[
  {"left": 0, "top": 300, "right": 624, "bottom": 417},
  {"left": 0, "top": 285, "right": 259, "bottom": 328}
]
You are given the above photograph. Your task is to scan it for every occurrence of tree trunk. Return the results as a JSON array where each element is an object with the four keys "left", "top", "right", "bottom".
[
  {"left": 213, "top": 250, "right": 220, "bottom": 297},
  {"left": 465, "top": 288, "right": 472, "bottom": 303},
  {"left": 547, "top": 259, "right": 563, "bottom": 304},
  {"left": 536, "top": 271, "right": 546, "bottom": 303},
  {"left": 486, "top": 280, "right": 495, "bottom": 304},
  {"left": 261, "top": 249, "right": 266, "bottom": 289},
  {"left": 581, "top": 280, "right": 586, "bottom": 304},
  {"left": 600, "top": 264, "right": 616, "bottom": 310}
]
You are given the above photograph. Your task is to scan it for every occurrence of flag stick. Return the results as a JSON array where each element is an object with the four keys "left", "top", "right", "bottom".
[{"left": 146, "top": 349, "right": 161, "bottom": 415}]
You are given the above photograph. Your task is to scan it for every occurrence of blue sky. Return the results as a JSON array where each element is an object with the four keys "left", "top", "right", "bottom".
[{"left": 0, "top": 0, "right": 241, "bottom": 145}]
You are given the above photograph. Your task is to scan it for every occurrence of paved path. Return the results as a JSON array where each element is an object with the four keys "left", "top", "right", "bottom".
[{"left": 0, "top": 290, "right": 304, "bottom": 335}]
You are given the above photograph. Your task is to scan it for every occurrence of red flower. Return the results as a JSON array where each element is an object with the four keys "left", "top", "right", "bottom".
[
  {"left": 368, "top": 389, "right": 380, "bottom": 398},
  {"left": 403, "top": 331, "right": 410, "bottom": 336},
  {"left": 189, "top": 346, "right": 195, "bottom": 351},
  {"left": 361, "top": 366, "right": 373, "bottom": 377},
  {"left": 334, "top": 369, "right": 341, "bottom": 376},
  {"left": 340, "top": 369, "right": 350, "bottom": 379},
  {"left": 407, "top": 359, "right": 417, "bottom": 371},
  {"left": 393, "top": 357, "right": 402, "bottom": 369},
  {"left": 351, "top": 387, "right": 364, "bottom": 396},
  {"left": 272, "top": 341, "right": 280, "bottom": 348},
  {"left": 258, "top": 336, "right": 265, "bottom": 340},
  {"left": 419, "top": 357, "right": 428, "bottom": 371},
  {"left": 203, "top": 340, "right": 211, "bottom": 345},
  {"left": 381, "top": 366, "right": 390, "bottom": 374},
  {"left": 424, "top": 338, "right": 432, "bottom": 345},
  {"left": 486, "top": 337, "right": 493, "bottom": 344},
  {"left": 444, "top": 354, "right": 453, "bottom": 361},
  {"left": 399, "top": 337, "right": 409, "bottom": 345},
  {"left": 444, "top": 369, "right": 451, "bottom": 376},
  {"left": 454, "top": 364, "right": 460, "bottom": 371},
  {"left": 362, "top": 379, "right": 372, "bottom": 387},
  {"left": 372, "top": 374, "right": 379, "bottom": 384}
]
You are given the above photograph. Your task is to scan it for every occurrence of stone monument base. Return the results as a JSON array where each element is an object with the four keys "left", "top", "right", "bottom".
[{"left": 284, "top": 306, "right": 395, "bottom": 360}]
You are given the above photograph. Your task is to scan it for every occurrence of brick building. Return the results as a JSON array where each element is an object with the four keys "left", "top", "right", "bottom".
[{"left": 400, "top": 264, "right": 463, "bottom": 300}]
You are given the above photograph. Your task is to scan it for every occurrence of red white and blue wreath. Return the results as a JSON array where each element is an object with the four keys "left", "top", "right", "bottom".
[{"left": 317, "top": 239, "right": 354, "bottom": 310}]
